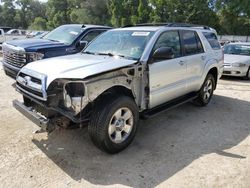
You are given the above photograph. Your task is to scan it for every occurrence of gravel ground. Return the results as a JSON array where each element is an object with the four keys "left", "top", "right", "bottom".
[{"left": 0, "top": 64, "right": 250, "bottom": 188}]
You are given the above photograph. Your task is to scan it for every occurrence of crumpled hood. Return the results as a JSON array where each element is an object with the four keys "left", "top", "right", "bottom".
[
  {"left": 6, "top": 38, "right": 67, "bottom": 52},
  {"left": 22, "top": 53, "right": 137, "bottom": 88},
  {"left": 224, "top": 54, "right": 250, "bottom": 64}
]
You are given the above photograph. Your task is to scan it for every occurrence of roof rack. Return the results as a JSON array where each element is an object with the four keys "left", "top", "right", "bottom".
[{"left": 123, "top": 23, "right": 212, "bottom": 30}]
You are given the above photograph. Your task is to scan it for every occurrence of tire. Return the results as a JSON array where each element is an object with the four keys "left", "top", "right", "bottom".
[
  {"left": 193, "top": 74, "right": 216, "bottom": 106},
  {"left": 88, "top": 95, "right": 139, "bottom": 154},
  {"left": 244, "top": 67, "right": 250, "bottom": 80}
]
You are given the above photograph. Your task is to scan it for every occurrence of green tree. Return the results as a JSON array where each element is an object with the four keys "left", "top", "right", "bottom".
[
  {"left": 108, "top": 0, "right": 151, "bottom": 27},
  {"left": 0, "top": 0, "right": 17, "bottom": 27},
  {"left": 69, "top": 0, "right": 109, "bottom": 25},
  {"left": 216, "top": 0, "right": 250, "bottom": 35},
  {"left": 46, "top": 0, "right": 70, "bottom": 29},
  {"left": 137, "top": 0, "right": 151, "bottom": 23},
  {"left": 149, "top": 0, "right": 220, "bottom": 30},
  {"left": 29, "top": 17, "right": 47, "bottom": 30}
]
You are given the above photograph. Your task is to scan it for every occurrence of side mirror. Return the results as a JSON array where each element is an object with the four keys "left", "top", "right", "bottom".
[
  {"left": 152, "top": 47, "right": 174, "bottom": 60},
  {"left": 78, "top": 41, "right": 88, "bottom": 50}
]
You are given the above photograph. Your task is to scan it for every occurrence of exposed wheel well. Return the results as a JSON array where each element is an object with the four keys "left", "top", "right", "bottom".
[
  {"left": 208, "top": 67, "right": 218, "bottom": 89},
  {"left": 93, "top": 86, "right": 135, "bottom": 104}
]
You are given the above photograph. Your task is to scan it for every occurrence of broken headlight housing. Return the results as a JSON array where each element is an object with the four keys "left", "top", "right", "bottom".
[{"left": 63, "top": 82, "right": 85, "bottom": 114}]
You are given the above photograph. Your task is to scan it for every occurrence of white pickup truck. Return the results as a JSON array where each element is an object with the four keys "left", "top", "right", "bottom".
[{"left": 0, "top": 29, "right": 26, "bottom": 45}]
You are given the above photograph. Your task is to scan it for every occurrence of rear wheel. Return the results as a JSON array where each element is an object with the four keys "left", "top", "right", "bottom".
[
  {"left": 88, "top": 95, "right": 139, "bottom": 154},
  {"left": 193, "top": 74, "right": 215, "bottom": 106}
]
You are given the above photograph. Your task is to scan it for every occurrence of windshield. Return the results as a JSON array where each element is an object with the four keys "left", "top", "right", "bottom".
[
  {"left": 224, "top": 44, "right": 250, "bottom": 56},
  {"left": 84, "top": 30, "right": 155, "bottom": 60},
  {"left": 43, "top": 25, "right": 83, "bottom": 44}
]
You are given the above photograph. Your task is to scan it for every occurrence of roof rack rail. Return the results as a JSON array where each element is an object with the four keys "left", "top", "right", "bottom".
[{"left": 123, "top": 23, "right": 212, "bottom": 30}]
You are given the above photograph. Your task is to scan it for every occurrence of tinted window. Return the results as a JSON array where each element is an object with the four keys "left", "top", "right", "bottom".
[
  {"left": 81, "top": 30, "right": 105, "bottom": 43},
  {"left": 153, "top": 31, "right": 181, "bottom": 58},
  {"left": 197, "top": 34, "right": 204, "bottom": 53},
  {"left": 203, "top": 32, "right": 221, "bottom": 50},
  {"left": 182, "top": 30, "right": 203, "bottom": 55}
]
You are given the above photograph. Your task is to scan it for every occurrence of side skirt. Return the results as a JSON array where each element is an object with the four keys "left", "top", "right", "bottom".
[{"left": 141, "top": 92, "right": 198, "bottom": 118}]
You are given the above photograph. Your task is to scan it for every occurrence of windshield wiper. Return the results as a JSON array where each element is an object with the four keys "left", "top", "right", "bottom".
[
  {"left": 96, "top": 52, "right": 117, "bottom": 57},
  {"left": 84, "top": 51, "right": 138, "bottom": 60},
  {"left": 82, "top": 51, "right": 95, "bottom": 55}
]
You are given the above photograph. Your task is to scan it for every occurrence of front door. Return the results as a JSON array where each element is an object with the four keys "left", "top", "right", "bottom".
[{"left": 148, "top": 30, "right": 187, "bottom": 108}]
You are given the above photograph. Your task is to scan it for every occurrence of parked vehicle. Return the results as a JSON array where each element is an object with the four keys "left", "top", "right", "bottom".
[
  {"left": 223, "top": 42, "right": 250, "bottom": 79},
  {"left": 0, "top": 26, "right": 12, "bottom": 33},
  {"left": 6, "top": 29, "right": 26, "bottom": 36},
  {"left": 26, "top": 31, "right": 49, "bottom": 38},
  {"left": 2, "top": 24, "right": 111, "bottom": 78},
  {"left": 13, "top": 23, "right": 223, "bottom": 153},
  {"left": 0, "top": 28, "right": 26, "bottom": 45}
]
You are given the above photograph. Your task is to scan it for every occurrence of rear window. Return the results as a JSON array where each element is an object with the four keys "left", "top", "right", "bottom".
[{"left": 203, "top": 32, "right": 221, "bottom": 50}]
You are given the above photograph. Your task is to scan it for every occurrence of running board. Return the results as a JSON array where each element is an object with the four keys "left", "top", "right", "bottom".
[{"left": 141, "top": 92, "right": 198, "bottom": 118}]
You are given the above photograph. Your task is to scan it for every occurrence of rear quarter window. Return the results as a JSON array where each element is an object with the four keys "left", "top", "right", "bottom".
[{"left": 203, "top": 32, "right": 221, "bottom": 50}]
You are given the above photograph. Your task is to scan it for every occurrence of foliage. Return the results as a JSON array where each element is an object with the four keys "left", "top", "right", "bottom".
[{"left": 0, "top": 0, "right": 249, "bottom": 35}]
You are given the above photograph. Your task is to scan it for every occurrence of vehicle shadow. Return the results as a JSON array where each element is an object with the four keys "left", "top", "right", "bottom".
[
  {"left": 220, "top": 75, "right": 250, "bottom": 83},
  {"left": 32, "top": 95, "right": 250, "bottom": 187}
]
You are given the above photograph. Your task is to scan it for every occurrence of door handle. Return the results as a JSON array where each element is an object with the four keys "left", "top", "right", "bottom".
[{"left": 179, "top": 60, "right": 185, "bottom": 66}]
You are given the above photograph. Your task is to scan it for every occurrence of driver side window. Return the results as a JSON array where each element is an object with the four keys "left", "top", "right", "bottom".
[{"left": 153, "top": 31, "right": 181, "bottom": 58}]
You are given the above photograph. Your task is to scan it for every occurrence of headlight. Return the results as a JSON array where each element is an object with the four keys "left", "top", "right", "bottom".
[
  {"left": 28, "top": 52, "right": 44, "bottom": 62},
  {"left": 232, "top": 63, "right": 246, "bottom": 67}
]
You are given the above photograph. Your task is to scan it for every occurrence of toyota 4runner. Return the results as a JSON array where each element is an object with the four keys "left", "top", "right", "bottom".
[{"left": 13, "top": 23, "right": 223, "bottom": 153}]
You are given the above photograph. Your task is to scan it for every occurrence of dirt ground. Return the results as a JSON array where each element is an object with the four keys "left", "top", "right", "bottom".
[{"left": 0, "top": 62, "right": 250, "bottom": 188}]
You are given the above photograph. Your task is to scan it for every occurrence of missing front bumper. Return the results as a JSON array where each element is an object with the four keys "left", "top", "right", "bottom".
[{"left": 13, "top": 100, "right": 55, "bottom": 132}]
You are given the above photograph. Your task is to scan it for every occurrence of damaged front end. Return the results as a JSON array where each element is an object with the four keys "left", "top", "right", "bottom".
[{"left": 14, "top": 64, "right": 145, "bottom": 132}]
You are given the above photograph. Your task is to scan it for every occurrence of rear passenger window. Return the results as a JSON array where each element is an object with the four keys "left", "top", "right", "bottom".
[
  {"left": 153, "top": 31, "right": 181, "bottom": 58},
  {"left": 203, "top": 32, "right": 221, "bottom": 50},
  {"left": 181, "top": 30, "right": 204, "bottom": 55}
]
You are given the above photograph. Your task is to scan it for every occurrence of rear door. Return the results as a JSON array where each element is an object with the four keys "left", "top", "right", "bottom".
[
  {"left": 148, "top": 30, "right": 188, "bottom": 108},
  {"left": 180, "top": 30, "right": 206, "bottom": 92}
]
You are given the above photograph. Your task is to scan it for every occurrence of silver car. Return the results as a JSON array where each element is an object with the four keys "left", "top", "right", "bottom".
[
  {"left": 13, "top": 23, "right": 223, "bottom": 153},
  {"left": 223, "top": 42, "right": 250, "bottom": 79}
]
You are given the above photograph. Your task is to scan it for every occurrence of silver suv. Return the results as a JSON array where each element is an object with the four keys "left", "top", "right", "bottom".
[{"left": 13, "top": 23, "right": 223, "bottom": 153}]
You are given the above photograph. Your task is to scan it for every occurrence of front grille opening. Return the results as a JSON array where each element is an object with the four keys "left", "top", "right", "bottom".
[
  {"left": 19, "top": 72, "right": 42, "bottom": 85},
  {"left": 3, "top": 50, "right": 27, "bottom": 68},
  {"left": 17, "top": 82, "right": 44, "bottom": 98}
]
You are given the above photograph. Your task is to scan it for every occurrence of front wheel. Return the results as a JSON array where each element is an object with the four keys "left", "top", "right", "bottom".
[
  {"left": 88, "top": 95, "right": 139, "bottom": 154},
  {"left": 193, "top": 74, "right": 216, "bottom": 106},
  {"left": 245, "top": 66, "right": 250, "bottom": 80}
]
